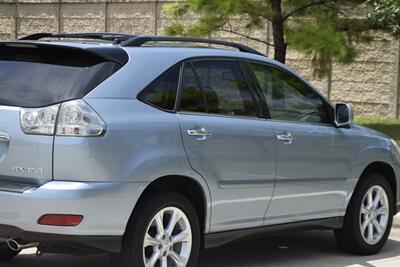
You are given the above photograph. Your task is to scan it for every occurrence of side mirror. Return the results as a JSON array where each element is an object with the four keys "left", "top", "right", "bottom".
[{"left": 335, "top": 103, "right": 354, "bottom": 127}]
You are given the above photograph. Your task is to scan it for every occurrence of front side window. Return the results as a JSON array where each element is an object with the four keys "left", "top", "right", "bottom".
[
  {"left": 191, "top": 60, "right": 257, "bottom": 117},
  {"left": 139, "top": 64, "right": 180, "bottom": 111},
  {"left": 250, "top": 63, "right": 331, "bottom": 124}
]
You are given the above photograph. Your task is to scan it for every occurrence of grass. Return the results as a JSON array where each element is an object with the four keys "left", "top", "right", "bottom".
[{"left": 355, "top": 117, "right": 400, "bottom": 144}]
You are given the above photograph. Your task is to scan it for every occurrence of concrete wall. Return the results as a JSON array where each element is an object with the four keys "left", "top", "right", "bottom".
[{"left": 0, "top": 0, "right": 399, "bottom": 118}]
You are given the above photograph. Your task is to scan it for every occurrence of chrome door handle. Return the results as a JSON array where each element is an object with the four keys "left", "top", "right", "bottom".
[
  {"left": 0, "top": 132, "right": 9, "bottom": 143},
  {"left": 187, "top": 128, "right": 211, "bottom": 140},
  {"left": 277, "top": 132, "right": 295, "bottom": 144}
]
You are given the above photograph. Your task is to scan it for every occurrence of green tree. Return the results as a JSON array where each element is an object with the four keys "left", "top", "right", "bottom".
[
  {"left": 164, "top": 0, "right": 398, "bottom": 78},
  {"left": 369, "top": 0, "right": 400, "bottom": 37}
]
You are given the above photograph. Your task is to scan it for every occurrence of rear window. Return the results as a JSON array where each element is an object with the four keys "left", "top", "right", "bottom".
[{"left": 0, "top": 44, "right": 122, "bottom": 107}]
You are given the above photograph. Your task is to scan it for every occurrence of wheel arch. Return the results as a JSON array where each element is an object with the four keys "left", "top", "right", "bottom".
[
  {"left": 355, "top": 161, "right": 397, "bottom": 214},
  {"left": 123, "top": 174, "right": 211, "bottom": 245}
]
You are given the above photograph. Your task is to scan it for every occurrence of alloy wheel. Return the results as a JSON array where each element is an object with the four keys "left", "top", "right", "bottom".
[
  {"left": 359, "top": 185, "right": 389, "bottom": 245},
  {"left": 143, "top": 207, "right": 192, "bottom": 267}
]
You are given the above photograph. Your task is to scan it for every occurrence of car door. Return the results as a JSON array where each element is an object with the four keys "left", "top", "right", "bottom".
[
  {"left": 248, "top": 62, "right": 352, "bottom": 225},
  {"left": 178, "top": 59, "right": 277, "bottom": 232}
]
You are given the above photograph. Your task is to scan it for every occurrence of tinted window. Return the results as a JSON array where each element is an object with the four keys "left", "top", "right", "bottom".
[
  {"left": 250, "top": 63, "right": 330, "bottom": 124},
  {"left": 0, "top": 45, "right": 122, "bottom": 107},
  {"left": 192, "top": 60, "right": 257, "bottom": 117},
  {"left": 140, "top": 64, "right": 180, "bottom": 111},
  {"left": 179, "top": 64, "right": 205, "bottom": 113}
]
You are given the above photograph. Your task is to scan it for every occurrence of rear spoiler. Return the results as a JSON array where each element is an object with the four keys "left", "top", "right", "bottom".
[{"left": 0, "top": 41, "right": 129, "bottom": 66}]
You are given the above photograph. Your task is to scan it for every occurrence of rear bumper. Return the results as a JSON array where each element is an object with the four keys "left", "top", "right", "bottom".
[
  {"left": 0, "top": 224, "right": 121, "bottom": 253},
  {"left": 0, "top": 181, "right": 146, "bottom": 252}
]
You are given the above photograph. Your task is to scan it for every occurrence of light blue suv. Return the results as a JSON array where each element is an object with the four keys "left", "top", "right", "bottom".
[{"left": 0, "top": 33, "right": 399, "bottom": 267}]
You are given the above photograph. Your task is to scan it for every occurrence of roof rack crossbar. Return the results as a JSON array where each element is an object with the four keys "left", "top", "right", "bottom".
[
  {"left": 120, "top": 36, "right": 264, "bottom": 56},
  {"left": 19, "top": 32, "right": 136, "bottom": 43}
]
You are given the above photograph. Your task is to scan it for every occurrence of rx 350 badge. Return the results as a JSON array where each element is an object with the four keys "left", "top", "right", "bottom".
[{"left": 12, "top": 166, "right": 44, "bottom": 175}]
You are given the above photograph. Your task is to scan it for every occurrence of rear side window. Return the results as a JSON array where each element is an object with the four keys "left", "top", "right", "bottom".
[
  {"left": 179, "top": 64, "right": 205, "bottom": 113},
  {"left": 192, "top": 60, "right": 257, "bottom": 117},
  {"left": 140, "top": 64, "right": 181, "bottom": 111},
  {"left": 0, "top": 44, "right": 122, "bottom": 107}
]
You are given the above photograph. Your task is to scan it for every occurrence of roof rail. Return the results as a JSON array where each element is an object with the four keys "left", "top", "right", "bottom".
[
  {"left": 18, "top": 33, "right": 265, "bottom": 56},
  {"left": 120, "top": 36, "right": 264, "bottom": 56},
  {"left": 19, "top": 33, "right": 53, "bottom": 40},
  {"left": 19, "top": 32, "right": 135, "bottom": 43}
]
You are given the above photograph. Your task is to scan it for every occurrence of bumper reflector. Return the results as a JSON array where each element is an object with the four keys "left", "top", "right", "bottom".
[{"left": 38, "top": 214, "right": 83, "bottom": 227}]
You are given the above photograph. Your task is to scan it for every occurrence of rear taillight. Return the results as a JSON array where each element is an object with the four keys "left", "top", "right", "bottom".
[
  {"left": 20, "top": 105, "right": 58, "bottom": 135},
  {"left": 57, "top": 100, "right": 106, "bottom": 136},
  {"left": 20, "top": 100, "right": 106, "bottom": 137}
]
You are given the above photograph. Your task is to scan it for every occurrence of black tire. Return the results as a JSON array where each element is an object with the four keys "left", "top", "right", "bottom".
[
  {"left": 0, "top": 243, "right": 19, "bottom": 263},
  {"left": 335, "top": 172, "right": 394, "bottom": 255},
  {"left": 115, "top": 191, "right": 200, "bottom": 267}
]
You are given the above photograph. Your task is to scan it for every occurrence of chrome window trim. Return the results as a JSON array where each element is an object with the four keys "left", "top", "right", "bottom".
[
  {"left": 177, "top": 111, "right": 268, "bottom": 122},
  {"left": 266, "top": 118, "right": 336, "bottom": 128}
]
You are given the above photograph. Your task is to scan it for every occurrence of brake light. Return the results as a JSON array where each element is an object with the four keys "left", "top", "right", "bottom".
[
  {"left": 20, "top": 100, "right": 106, "bottom": 137},
  {"left": 38, "top": 214, "right": 84, "bottom": 227}
]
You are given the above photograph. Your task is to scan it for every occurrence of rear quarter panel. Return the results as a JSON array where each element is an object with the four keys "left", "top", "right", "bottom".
[
  {"left": 54, "top": 99, "right": 191, "bottom": 183},
  {"left": 53, "top": 99, "right": 212, "bottom": 232}
]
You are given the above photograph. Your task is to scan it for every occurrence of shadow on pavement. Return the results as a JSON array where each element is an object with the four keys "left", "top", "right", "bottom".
[{"left": 4, "top": 230, "right": 400, "bottom": 267}]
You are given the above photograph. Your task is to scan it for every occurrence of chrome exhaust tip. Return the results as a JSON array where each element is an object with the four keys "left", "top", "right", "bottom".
[{"left": 7, "top": 239, "right": 39, "bottom": 251}]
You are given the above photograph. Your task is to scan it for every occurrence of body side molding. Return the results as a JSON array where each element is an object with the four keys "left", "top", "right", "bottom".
[{"left": 204, "top": 217, "right": 344, "bottom": 249}]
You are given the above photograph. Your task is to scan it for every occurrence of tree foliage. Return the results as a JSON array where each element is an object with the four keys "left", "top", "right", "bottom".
[
  {"left": 369, "top": 0, "right": 400, "bottom": 36},
  {"left": 164, "top": 0, "right": 399, "bottom": 78}
]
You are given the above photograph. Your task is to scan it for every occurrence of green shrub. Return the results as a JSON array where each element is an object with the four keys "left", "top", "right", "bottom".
[{"left": 355, "top": 117, "right": 400, "bottom": 143}]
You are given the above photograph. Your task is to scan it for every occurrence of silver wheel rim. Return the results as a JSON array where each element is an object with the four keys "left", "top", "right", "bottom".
[
  {"left": 359, "top": 185, "right": 389, "bottom": 245},
  {"left": 143, "top": 207, "right": 192, "bottom": 267}
]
